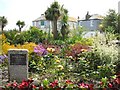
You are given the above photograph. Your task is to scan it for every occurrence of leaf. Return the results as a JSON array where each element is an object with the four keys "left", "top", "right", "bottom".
[{"left": 43, "top": 78, "right": 49, "bottom": 86}]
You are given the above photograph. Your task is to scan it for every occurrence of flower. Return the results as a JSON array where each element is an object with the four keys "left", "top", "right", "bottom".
[
  {"left": 12, "top": 82, "right": 18, "bottom": 87},
  {"left": 32, "top": 84, "right": 36, "bottom": 89},
  {"left": 57, "top": 65, "right": 64, "bottom": 70},
  {"left": 34, "top": 44, "right": 47, "bottom": 56},
  {"left": 49, "top": 80, "right": 58, "bottom": 88},
  {"left": 78, "top": 83, "right": 89, "bottom": 88},
  {"left": 47, "top": 47, "right": 55, "bottom": 53},
  {"left": 97, "top": 66, "right": 102, "bottom": 69},
  {"left": 81, "top": 49, "right": 88, "bottom": 52},
  {"left": 55, "top": 59, "right": 60, "bottom": 63},
  {"left": 65, "top": 80, "right": 73, "bottom": 84},
  {"left": 6, "top": 83, "right": 12, "bottom": 88},
  {"left": 108, "top": 83, "right": 113, "bottom": 88},
  {"left": 0, "top": 54, "right": 8, "bottom": 64}
]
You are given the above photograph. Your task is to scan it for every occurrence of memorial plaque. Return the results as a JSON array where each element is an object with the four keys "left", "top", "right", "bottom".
[
  {"left": 8, "top": 49, "right": 28, "bottom": 82},
  {"left": 10, "top": 54, "right": 26, "bottom": 65}
]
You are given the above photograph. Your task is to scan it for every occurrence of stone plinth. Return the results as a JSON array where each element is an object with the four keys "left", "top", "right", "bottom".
[{"left": 8, "top": 49, "right": 28, "bottom": 82}]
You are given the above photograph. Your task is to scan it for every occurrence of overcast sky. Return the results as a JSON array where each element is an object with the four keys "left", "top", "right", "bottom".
[{"left": 0, "top": 0, "right": 119, "bottom": 30}]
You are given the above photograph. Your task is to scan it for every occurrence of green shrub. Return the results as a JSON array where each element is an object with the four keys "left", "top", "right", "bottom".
[
  {"left": 4, "top": 27, "right": 47, "bottom": 45},
  {"left": 4, "top": 29, "right": 19, "bottom": 44}
]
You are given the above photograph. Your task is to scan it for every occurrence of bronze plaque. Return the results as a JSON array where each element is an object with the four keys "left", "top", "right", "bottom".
[{"left": 10, "top": 54, "right": 26, "bottom": 65}]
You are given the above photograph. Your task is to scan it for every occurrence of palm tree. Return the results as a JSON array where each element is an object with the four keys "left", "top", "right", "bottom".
[
  {"left": 0, "top": 16, "right": 8, "bottom": 32},
  {"left": 45, "top": 1, "right": 61, "bottom": 40},
  {"left": 60, "top": 5, "right": 69, "bottom": 40},
  {"left": 16, "top": 20, "right": 25, "bottom": 32}
]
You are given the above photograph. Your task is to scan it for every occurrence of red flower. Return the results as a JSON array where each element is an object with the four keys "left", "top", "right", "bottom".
[
  {"left": 39, "top": 86, "right": 44, "bottom": 90},
  {"left": 27, "top": 79, "right": 34, "bottom": 84},
  {"left": 49, "top": 80, "right": 58, "bottom": 88},
  {"left": 18, "top": 80, "right": 29, "bottom": 89},
  {"left": 88, "top": 84, "right": 94, "bottom": 90},
  {"left": 108, "top": 83, "right": 113, "bottom": 88},
  {"left": 65, "top": 80, "right": 73, "bottom": 84},
  {"left": 12, "top": 82, "right": 18, "bottom": 87},
  {"left": 32, "top": 84, "right": 36, "bottom": 89}
]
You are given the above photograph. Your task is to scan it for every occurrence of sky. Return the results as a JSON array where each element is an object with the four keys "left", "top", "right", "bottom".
[{"left": 0, "top": 0, "right": 120, "bottom": 30}]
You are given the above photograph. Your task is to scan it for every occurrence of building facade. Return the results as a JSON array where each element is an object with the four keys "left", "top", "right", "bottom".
[
  {"left": 78, "top": 14, "right": 103, "bottom": 31},
  {"left": 32, "top": 14, "right": 77, "bottom": 33}
]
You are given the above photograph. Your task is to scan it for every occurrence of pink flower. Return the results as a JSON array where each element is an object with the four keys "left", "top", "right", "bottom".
[
  {"left": 78, "top": 83, "right": 89, "bottom": 88},
  {"left": 12, "top": 82, "right": 18, "bottom": 87},
  {"left": 6, "top": 83, "right": 11, "bottom": 87}
]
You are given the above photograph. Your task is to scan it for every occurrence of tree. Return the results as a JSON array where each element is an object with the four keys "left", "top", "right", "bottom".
[
  {"left": 118, "top": 14, "right": 120, "bottom": 34},
  {"left": 0, "top": 16, "right": 8, "bottom": 32},
  {"left": 45, "top": 1, "right": 61, "bottom": 40},
  {"left": 16, "top": 20, "right": 25, "bottom": 32},
  {"left": 102, "top": 9, "right": 118, "bottom": 33},
  {"left": 60, "top": 5, "right": 69, "bottom": 40}
]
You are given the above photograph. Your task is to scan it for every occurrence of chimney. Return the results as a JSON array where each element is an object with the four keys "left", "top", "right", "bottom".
[{"left": 41, "top": 14, "right": 44, "bottom": 19}]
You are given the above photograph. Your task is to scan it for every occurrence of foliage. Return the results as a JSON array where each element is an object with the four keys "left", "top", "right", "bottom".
[
  {"left": 65, "top": 43, "right": 90, "bottom": 59},
  {"left": 0, "top": 16, "right": 8, "bottom": 32},
  {"left": 118, "top": 14, "right": 120, "bottom": 34},
  {"left": 60, "top": 5, "right": 69, "bottom": 40},
  {"left": 102, "top": 9, "right": 118, "bottom": 34},
  {"left": 45, "top": 1, "right": 69, "bottom": 40},
  {"left": 45, "top": 1, "right": 61, "bottom": 39},
  {"left": 25, "top": 26, "right": 46, "bottom": 44},
  {"left": 3, "top": 27, "right": 46, "bottom": 45},
  {"left": 66, "top": 26, "right": 93, "bottom": 45},
  {"left": 16, "top": 20, "right": 25, "bottom": 32},
  {"left": 29, "top": 44, "right": 62, "bottom": 73},
  {"left": 4, "top": 29, "right": 19, "bottom": 44}
]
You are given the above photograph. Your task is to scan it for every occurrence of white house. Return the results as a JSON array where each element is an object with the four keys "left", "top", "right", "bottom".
[{"left": 32, "top": 14, "right": 77, "bottom": 33}]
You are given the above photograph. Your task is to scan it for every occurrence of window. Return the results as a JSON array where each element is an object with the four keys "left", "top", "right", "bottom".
[
  {"left": 90, "top": 20, "right": 93, "bottom": 27},
  {"left": 41, "top": 20, "right": 44, "bottom": 26}
]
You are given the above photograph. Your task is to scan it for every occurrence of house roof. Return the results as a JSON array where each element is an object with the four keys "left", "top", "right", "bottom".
[
  {"left": 33, "top": 14, "right": 46, "bottom": 22},
  {"left": 78, "top": 14, "right": 104, "bottom": 21},
  {"left": 33, "top": 14, "right": 77, "bottom": 22},
  {"left": 68, "top": 17, "right": 77, "bottom": 22},
  {"left": 89, "top": 14, "right": 104, "bottom": 19}
]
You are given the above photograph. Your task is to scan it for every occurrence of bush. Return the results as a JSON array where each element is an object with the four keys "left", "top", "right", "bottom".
[
  {"left": 4, "top": 29, "right": 19, "bottom": 44},
  {"left": 3, "top": 27, "right": 47, "bottom": 45},
  {"left": 25, "top": 27, "right": 47, "bottom": 44}
]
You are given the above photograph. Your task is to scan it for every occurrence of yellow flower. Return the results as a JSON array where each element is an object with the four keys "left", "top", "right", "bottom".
[
  {"left": 47, "top": 47, "right": 55, "bottom": 53},
  {"left": 57, "top": 65, "right": 64, "bottom": 70},
  {"left": 81, "top": 49, "right": 87, "bottom": 52},
  {"left": 56, "top": 59, "right": 60, "bottom": 63},
  {"left": 97, "top": 66, "right": 102, "bottom": 69}
]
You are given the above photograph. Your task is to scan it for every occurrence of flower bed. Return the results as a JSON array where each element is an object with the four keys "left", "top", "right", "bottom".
[{"left": 2, "top": 75, "right": 120, "bottom": 90}]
